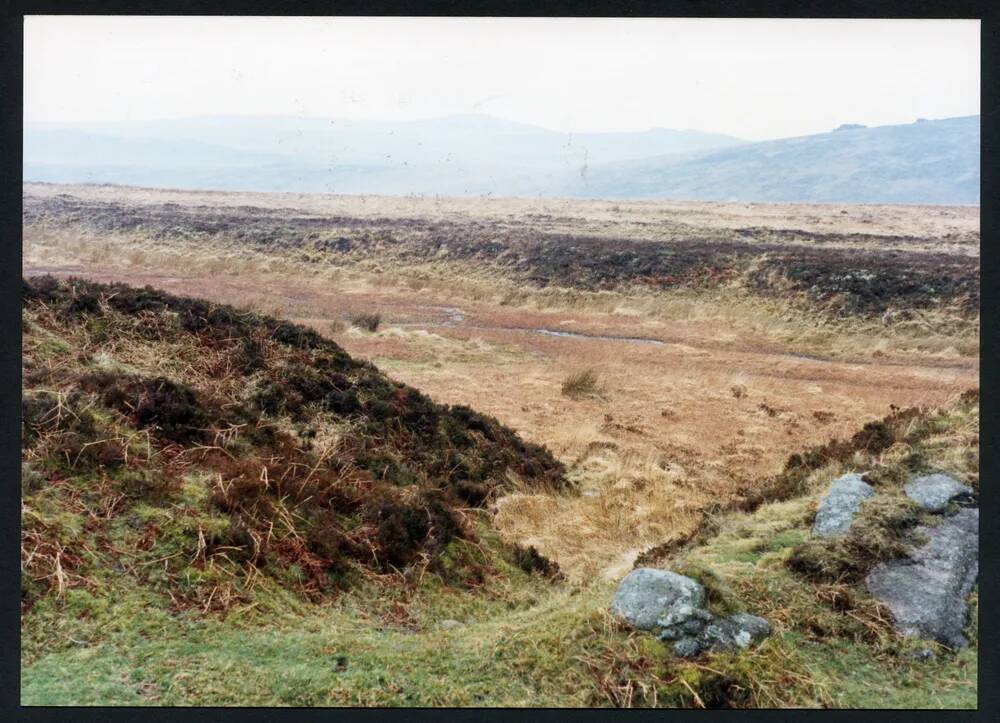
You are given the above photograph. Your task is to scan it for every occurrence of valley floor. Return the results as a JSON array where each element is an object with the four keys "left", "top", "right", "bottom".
[{"left": 21, "top": 261, "right": 976, "bottom": 579}]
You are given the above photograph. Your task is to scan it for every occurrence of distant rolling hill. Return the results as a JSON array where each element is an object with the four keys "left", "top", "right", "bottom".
[
  {"left": 23, "top": 114, "right": 745, "bottom": 196},
  {"left": 572, "top": 116, "right": 980, "bottom": 204},
  {"left": 23, "top": 114, "right": 978, "bottom": 204}
]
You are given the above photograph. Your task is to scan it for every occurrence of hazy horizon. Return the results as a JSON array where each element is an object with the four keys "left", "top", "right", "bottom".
[
  {"left": 25, "top": 17, "right": 980, "bottom": 142},
  {"left": 24, "top": 109, "right": 978, "bottom": 141}
]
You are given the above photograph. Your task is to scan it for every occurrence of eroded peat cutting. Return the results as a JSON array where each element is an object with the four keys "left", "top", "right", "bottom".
[
  {"left": 24, "top": 185, "right": 979, "bottom": 319},
  {"left": 21, "top": 184, "right": 979, "bottom": 707}
]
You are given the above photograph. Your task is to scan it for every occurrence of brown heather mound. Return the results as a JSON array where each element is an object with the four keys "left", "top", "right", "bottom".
[{"left": 22, "top": 276, "right": 568, "bottom": 609}]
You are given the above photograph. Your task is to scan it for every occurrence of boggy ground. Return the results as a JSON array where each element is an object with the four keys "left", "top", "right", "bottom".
[{"left": 23, "top": 183, "right": 979, "bottom": 581}]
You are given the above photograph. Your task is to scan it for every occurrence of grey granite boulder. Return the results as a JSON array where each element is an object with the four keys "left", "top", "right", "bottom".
[
  {"left": 612, "top": 567, "right": 772, "bottom": 657},
  {"left": 669, "top": 613, "right": 771, "bottom": 658},
  {"left": 866, "top": 508, "right": 978, "bottom": 649},
  {"left": 725, "top": 613, "right": 772, "bottom": 647},
  {"left": 610, "top": 567, "right": 705, "bottom": 631},
  {"left": 656, "top": 603, "right": 714, "bottom": 640},
  {"left": 904, "top": 473, "right": 973, "bottom": 513},
  {"left": 813, "top": 473, "right": 875, "bottom": 537}
]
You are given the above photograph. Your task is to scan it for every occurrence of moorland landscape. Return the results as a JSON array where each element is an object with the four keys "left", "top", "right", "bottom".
[{"left": 21, "top": 180, "right": 979, "bottom": 707}]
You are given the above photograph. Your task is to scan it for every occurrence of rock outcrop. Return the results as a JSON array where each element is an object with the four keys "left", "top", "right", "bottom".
[
  {"left": 904, "top": 473, "right": 973, "bottom": 513},
  {"left": 610, "top": 568, "right": 705, "bottom": 631},
  {"left": 665, "top": 612, "right": 771, "bottom": 658},
  {"left": 866, "top": 508, "right": 979, "bottom": 649},
  {"left": 611, "top": 567, "right": 771, "bottom": 657},
  {"left": 812, "top": 473, "right": 875, "bottom": 537}
]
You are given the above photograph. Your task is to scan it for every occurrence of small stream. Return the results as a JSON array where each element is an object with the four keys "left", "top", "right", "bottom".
[
  {"left": 529, "top": 328, "right": 666, "bottom": 346},
  {"left": 396, "top": 319, "right": 667, "bottom": 346}
]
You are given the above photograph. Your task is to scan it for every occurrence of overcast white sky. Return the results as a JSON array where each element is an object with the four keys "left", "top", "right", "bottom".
[{"left": 24, "top": 16, "right": 980, "bottom": 141}]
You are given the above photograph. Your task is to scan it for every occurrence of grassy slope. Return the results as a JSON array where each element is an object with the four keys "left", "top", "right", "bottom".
[
  {"left": 21, "top": 279, "right": 978, "bottom": 708},
  {"left": 24, "top": 466, "right": 978, "bottom": 708}
]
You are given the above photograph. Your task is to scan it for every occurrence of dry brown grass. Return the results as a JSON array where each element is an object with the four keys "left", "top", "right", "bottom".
[
  {"left": 493, "top": 446, "right": 709, "bottom": 581},
  {"left": 348, "top": 312, "right": 382, "bottom": 332},
  {"left": 561, "top": 368, "right": 604, "bottom": 399}
]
